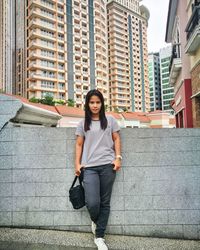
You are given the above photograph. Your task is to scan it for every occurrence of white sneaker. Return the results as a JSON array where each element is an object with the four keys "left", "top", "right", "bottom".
[
  {"left": 91, "top": 221, "right": 96, "bottom": 235},
  {"left": 94, "top": 238, "right": 108, "bottom": 250}
]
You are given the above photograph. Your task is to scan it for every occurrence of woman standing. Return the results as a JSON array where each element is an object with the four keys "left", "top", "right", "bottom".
[{"left": 75, "top": 89, "right": 122, "bottom": 250}]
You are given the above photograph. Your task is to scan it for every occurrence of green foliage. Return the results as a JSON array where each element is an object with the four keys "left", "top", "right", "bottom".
[
  {"left": 29, "top": 97, "right": 40, "bottom": 103},
  {"left": 29, "top": 94, "right": 56, "bottom": 106},
  {"left": 113, "top": 107, "right": 119, "bottom": 113},
  {"left": 29, "top": 95, "right": 72, "bottom": 107},
  {"left": 122, "top": 107, "right": 128, "bottom": 112},
  {"left": 54, "top": 99, "right": 65, "bottom": 105},
  {"left": 40, "top": 95, "right": 55, "bottom": 106},
  {"left": 67, "top": 98, "right": 75, "bottom": 107},
  {"left": 105, "top": 104, "right": 109, "bottom": 112}
]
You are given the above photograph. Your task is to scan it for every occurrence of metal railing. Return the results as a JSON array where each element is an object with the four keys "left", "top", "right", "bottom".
[
  {"left": 186, "top": 5, "right": 200, "bottom": 40},
  {"left": 169, "top": 43, "right": 181, "bottom": 73}
]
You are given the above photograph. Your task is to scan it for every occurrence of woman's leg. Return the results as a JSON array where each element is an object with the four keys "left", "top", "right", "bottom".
[
  {"left": 83, "top": 167, "right": 100, "bottom": 223},
  {"left": 95, "top": 164, "right": 116, "bottom": 238}
]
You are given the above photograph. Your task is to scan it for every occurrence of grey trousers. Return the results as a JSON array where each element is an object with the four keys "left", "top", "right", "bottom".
[{"left": 83, "top": 163, "right": 116, "bottom": 238}]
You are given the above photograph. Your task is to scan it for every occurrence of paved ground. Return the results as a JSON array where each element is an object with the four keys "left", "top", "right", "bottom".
[
  {"left": 0, "top": 228, "right": 199, "bottom": 250},
  {"left": 0, "top": 241, "right": 95, "bottom": 250}
]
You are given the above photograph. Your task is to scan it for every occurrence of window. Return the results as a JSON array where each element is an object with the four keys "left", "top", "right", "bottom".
[{"left": 41, "top": 81, "right": 55, "bottom": 88}]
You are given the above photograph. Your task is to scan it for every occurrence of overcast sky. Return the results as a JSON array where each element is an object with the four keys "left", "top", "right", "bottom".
[{"left": 141, "top": 0, "right": 170, "bottom": 53}]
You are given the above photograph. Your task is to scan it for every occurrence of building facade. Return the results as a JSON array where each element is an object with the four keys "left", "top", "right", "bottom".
[
  {"left": 2, "top": 0, "right": 151, "bottom": 112},
  {"left": 185, "top": 0, "right": 200, "bottom": 127},
  {"left": 16, "top": 0, "right": 108, "bottom": 109},
  {"left": 159, "top": 46, "right": 174, "bottom": 114},
  {"left": 15, "top": 0, "right": 26, "bottom": 97},
  {"left": 0, "top": 0, "right": 16, "bottom": 94},
  {"left": 148, "top": 52, "right": 162, "bottom": 111},
  {"left": 67, "top": 0, "right": 109, "bottom": 108},
  {"left": 166, "top": 0, "right": 193, "bottom": 128},
  {"left": 107, "top": 0, "right": 150, "bottom": 112},
  {"left": 26, "top": 0, "right": 69, "bottom": 102}
]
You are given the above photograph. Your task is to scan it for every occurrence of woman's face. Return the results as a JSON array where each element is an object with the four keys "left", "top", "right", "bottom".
[{"left": 88, "top": 95, "right": 102, "bottom": 115}]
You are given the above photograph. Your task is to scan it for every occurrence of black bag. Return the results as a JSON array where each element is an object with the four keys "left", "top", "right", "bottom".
[{"left": 69, "top": 175, "right": 85, "bottom": 209}]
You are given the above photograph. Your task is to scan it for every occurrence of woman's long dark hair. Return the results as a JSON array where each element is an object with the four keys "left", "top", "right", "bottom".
[{"left": 84, "top": 89, "right": 107, "bottom": 132}]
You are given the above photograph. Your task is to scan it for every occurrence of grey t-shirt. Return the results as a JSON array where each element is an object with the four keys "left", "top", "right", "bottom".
[{"left": 75, "top": 115, "right": 120, "bottom": 168}]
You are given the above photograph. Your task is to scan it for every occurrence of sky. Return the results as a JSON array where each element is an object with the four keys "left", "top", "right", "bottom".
[{"left": 141, "top": 0, "right": 170, "bottom": 53}]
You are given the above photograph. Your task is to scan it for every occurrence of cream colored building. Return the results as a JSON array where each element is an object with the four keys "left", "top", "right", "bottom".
[
  {"left": 17, "top": 0, "right": 108, "bottom": 109},
  {"left": 71, "top": 0, "right": 108, "bottom": 108},
  {"left": 26, "top": 0, "right": 68, "bottom": 102},
  {"left": 2, "top": 0, "right": 150, "bottom": 112},
  {"left": 107, "top": 0, "right": 150, "bottom": 112}
]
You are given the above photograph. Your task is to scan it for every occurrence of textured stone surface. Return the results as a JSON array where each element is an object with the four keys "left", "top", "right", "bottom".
[
  {"left": 0, "top": 95, "right": 22, "bottom": 131},
  {"left": 0, "top": 228, "right": 199, "bottom": 250},
  {"left": 0, "top": 127, "right": 200, "bottom": 240}
]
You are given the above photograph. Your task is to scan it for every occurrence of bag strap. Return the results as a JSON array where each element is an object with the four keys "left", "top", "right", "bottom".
[
  {"left": 70, "top": 176, "right": 78, "bottom": 189},
  {"left": 70, "top": 175, "right": 83, "bottom": 189}
]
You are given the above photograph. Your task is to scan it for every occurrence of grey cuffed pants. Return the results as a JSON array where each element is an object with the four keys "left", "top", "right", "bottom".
[{"left": 83, "top": 163, "right": 116, "bottom": 238}]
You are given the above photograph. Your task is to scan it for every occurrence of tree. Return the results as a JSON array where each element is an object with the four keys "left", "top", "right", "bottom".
[
  {"left": 29, "top": 95, "right": 67, "bottom": 106},
  {"left": 105, "top": 104, "right": 109, "bottom": 112},
  {"left": 67, "top": 98, "right": 75, "bottom": 107},
  {"left": 113, "top": 107, "right": 119, "bottom": 113},
  {"left": 122, "top": 107, "right": 128, "bottom": 112},
  {"left": 29, "top": 97, "right": 40, "bottom": 103},
  {"left": 40, "top": 94, "right": 55, "bottom": 106},
  {"left": 54, "top": 99, "right": 65, "bottom": 105}
]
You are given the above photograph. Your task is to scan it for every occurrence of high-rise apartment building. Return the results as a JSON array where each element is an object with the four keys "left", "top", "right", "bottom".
[
  {"left": 0, "top": 0, "right": 16, "bottom": 94},
  {"left": 26, "top": 0, "right": 68, "bottom": 101},
  {"left": 15, "top": 0, "right": 108, "bottom": 109},
  {"left": 67, "top": 0, "right": 108, "bottom": 108},
  {"left": 2, "top": 0, "right": 150, "bottom": 112},
  {"left": 107, "top": 0, "right": 150, "bottom": 112},
  {"left": 159, "top": 46, "right": 174, "bottom": 113},
  {"left": 16, "top": 0, "right": 26, "bottom": 97},
  {"left": 148, "top": 53, "right": 162, "bottom": 111}
]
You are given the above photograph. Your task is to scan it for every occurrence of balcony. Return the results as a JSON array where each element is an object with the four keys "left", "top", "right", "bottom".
[
  {"left": 29, "top": 0, "right": 56, "bottom": 12},
  {"left": 28, "top": 52, "right": 38, "bottom": 60},
  {"left": 185, "top": 5, "right": 200, "bottom": 54},
  {"left": 169, "top": 44, "right": 182, "bottom": 85}
]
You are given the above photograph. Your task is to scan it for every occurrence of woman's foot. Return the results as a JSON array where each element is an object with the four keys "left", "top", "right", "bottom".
[
  {"left": 94, "top": 238, "right": 108, "bottom": 250},
  {"left": 91, "top": 221, "right": 96, "bottom": 235}
]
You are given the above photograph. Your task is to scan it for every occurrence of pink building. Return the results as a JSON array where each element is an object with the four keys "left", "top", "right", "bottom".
[{"left": 165, "top": 0, "right": 193, "bottom": 128}]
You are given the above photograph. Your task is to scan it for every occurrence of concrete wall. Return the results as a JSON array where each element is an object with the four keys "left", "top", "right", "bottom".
[
  {"left": 0, "top": 94, "right": 22, "bottom": 129},
  {"left": 0, "top": 126, "right": 200, "bottom": 240}
]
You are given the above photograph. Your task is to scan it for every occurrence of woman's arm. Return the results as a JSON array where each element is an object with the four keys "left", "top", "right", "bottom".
[
  {"left": 75, "top": 135, "right": 84, "bottom": 176},
  {"left": 112, "top": 132, "right": 121, "bottom": 171}
]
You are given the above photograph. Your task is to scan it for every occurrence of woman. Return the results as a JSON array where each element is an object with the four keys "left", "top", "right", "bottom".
[{"left": 75, "top": 89, "right": 122, "bottom": 250}]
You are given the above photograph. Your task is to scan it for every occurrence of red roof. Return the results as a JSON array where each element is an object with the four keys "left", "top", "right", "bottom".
[
  {"left": 106, "top": 112, "right": 122, "bottom": 120},
  {"left": 137, "top": 116, "right": 150, "bottom": 123},
  {"left": 148, "top": 110, "right": 170, "bottom": 115},
  {"left": 2, "top": 93, "right": 58, "bottom": 113},
  {"left": 55, "top": 105, "right": 84, "bottom": 117},
  {"left": 1, "top": 94, "right": 155, "bottom": 123},
  {"left": 121, "top": 112, "right": 150, "bottom": 123}
]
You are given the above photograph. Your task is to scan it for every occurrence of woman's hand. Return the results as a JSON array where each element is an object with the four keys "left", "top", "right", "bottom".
[
  {"left": 75, "top": 164, "right": 83, "bottom": 176},
  {"left": 112, "top": 159, "right": 121, "bottom": 171}
]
